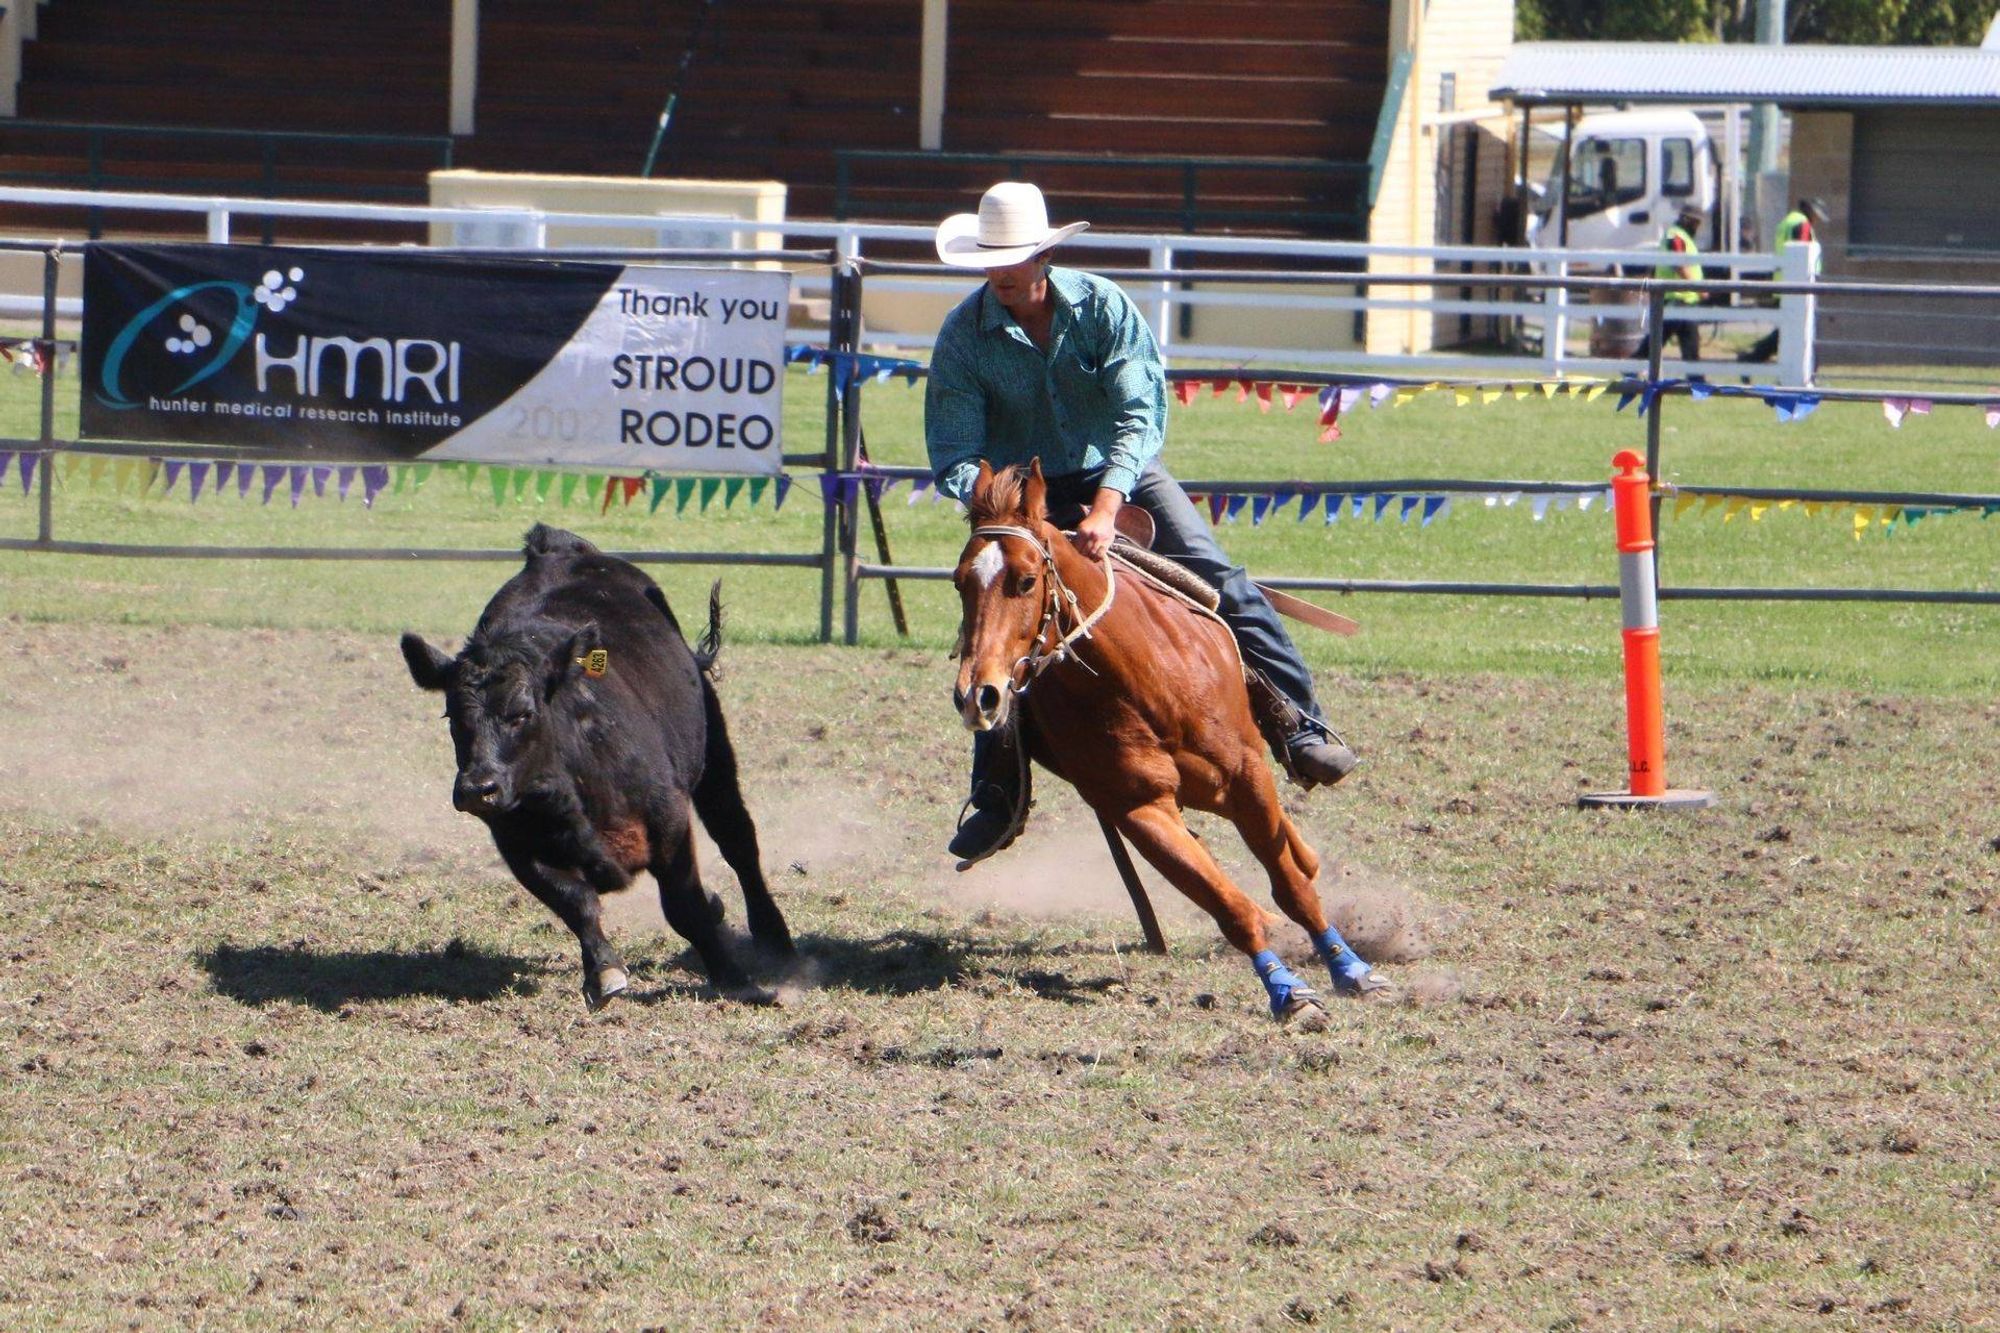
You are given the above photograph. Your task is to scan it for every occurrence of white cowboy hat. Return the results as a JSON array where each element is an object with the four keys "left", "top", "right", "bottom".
[{"left": 935, "top": 181, "right": 1090, "bottom": 268}]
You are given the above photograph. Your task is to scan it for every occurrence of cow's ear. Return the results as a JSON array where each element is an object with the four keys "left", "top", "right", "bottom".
[
  {"left": 548, "top": 623, "right": 599, "bottom": 696},
  {"left": 401, "top": 632, "right": 455, "bottom": 691},
  {"left": 1023, "top": 457, "right": 1048, "bottom": 523}
]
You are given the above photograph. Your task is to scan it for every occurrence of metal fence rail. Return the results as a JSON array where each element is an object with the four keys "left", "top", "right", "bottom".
[{"left": 0, "top": 191, "right": 1994, "bottom": 645}]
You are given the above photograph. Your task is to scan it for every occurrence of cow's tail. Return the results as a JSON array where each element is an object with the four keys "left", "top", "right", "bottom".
[{"left": 692, "top": 579, "right": 724, "bottom": 678}]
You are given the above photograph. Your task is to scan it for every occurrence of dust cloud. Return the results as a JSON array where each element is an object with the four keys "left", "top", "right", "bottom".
[{"left": 0, "top": 623, "right": 468, "bottom": 859}]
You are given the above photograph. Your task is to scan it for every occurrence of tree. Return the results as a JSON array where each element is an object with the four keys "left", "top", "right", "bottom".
[
  {"left": 1519, "top": 0, "right": 2000, "bottom": 43},
  {"left": 1517, "top": 0, "right": 1721, "bottom": 41},
  {"left": 1785, "top": 0, "right": 1998, "bottom": 44}
]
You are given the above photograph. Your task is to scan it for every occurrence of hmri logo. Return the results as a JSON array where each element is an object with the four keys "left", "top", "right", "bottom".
[{"left": 96, "top": 265, "right": 460, "bottom": 409}]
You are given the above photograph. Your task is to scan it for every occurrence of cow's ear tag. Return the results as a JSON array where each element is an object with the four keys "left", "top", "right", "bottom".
[{"left": 578, "top": 648, "right": 609, "bottom": 678}]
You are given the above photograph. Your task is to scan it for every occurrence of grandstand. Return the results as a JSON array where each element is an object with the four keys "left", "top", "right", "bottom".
[{"left": 0, "top": 0, "right": 1392, "bottom": 237}]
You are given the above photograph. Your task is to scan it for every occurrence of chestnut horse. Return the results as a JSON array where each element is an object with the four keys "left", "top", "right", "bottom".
[{"left": 951, "top": 460, "right": 1389, "bottom": 1022}]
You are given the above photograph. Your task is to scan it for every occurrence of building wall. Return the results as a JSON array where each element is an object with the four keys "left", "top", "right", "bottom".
[
  {"left": 1791, "top": 110, "right": 2000, "bottom": 367},
  {"left": 1365, "top": 0, "right": 1518, "bottom": 355}
]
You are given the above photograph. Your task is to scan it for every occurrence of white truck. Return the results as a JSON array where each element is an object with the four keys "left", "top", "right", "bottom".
[{"left": 1525, "top": 108, "right": 1720, "bottom": 253}]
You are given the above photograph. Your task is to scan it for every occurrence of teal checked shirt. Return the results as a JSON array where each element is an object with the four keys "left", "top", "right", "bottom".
[{"left": 924, "top": 267, "right": 1167, "bottom": 503}]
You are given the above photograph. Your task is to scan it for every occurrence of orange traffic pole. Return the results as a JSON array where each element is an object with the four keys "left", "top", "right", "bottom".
[{"left": 1579, "top": 451, "right": 1712, "bottom": 811}]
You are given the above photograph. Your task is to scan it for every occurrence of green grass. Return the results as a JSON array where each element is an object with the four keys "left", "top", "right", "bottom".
[
  {"left": 5, "top": 347, "right": 2000, "bottom": 1328},
  {"left": 4, "top": 358, "right": 1998, "bottom": 693},
  {"left": 4, "top": 628, "right": 1998, "bottom": 1329}
]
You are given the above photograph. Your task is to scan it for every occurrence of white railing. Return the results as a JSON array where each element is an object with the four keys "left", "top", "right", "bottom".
[{"left": 0, "top": 184, "right": 1816, "bottom": 382}]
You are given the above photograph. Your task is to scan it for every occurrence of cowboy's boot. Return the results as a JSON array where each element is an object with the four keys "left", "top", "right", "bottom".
[
  {"left": 1286, "top": 725, "right": 1359, "bottom": 788},
  {"left": 949, "top": 722, "right": 1030, "bottom": 868},
  {"left": 1245, "top": 669, "right": 1358, "bottom": 790}
]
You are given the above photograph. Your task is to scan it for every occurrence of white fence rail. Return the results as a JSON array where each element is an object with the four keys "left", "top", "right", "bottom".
[{"left": 0, "top": 184, "right": 1817, "bottom": 382}]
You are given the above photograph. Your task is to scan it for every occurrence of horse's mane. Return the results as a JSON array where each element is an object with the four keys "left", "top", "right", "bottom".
[{"left": 965, "top": 465, "right": 1028, "bottom": 527}]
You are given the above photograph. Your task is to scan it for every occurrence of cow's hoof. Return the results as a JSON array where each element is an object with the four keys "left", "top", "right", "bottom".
[
  {"left": 585, "top": 967, "right": 630, "bottom": 1011},
  {"left": 723, "top": 983, "right": 781, "bottom": 1007},
  {"left": 1277, "top": 991, "right": 1330, "bottom": 1031}
]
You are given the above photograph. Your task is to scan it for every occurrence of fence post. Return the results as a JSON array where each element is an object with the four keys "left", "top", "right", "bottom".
[
  {"left": 1643, "top": 283, "right": 1666, "bottom": 583},
  {"left": 1547, "top": 258, "right": 1570, "bottom": 375},
  {"left": 819, "top": 260, "right": 857, "bottom": 643},
  {"left": 1578, "top": 450, "right": 1712, "bottom": 812},
  {"left": 1776, "top": 240, "right": 1817, "bottom": 386},
  {"left": 840, "top": 265, "right": 866, "bottom": 646},
  {"left": 1150, "top": 239, "right": 1174, "bottom": 358},
  {"left": 36, "top": 246, "right": 57, "bottom": 545}
]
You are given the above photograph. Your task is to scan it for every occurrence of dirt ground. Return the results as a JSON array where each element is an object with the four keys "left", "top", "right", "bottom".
[{"left": 3, "top": 618, "right": 1998, "bottom": 1329}]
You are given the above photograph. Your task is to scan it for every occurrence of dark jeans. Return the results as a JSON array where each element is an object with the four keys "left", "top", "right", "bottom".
[
  {"left": 1041, "top": 460, "right": 1327, "bottom": 730},
  {"left": 1637, "top": 306, "right": 1701, "bottom": 364}
]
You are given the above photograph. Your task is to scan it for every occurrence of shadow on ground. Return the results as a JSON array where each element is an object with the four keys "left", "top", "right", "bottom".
[
  {"left": 200, "top": 939, "right": 543, "bottom": 1010},
  {"left": 781, "top": 928, "right": 980, "bottom": 996}
]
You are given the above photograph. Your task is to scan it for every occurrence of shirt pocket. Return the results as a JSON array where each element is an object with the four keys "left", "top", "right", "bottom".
[{"left": 1053, "top": 341, "right": 1103, "bottom": 396}]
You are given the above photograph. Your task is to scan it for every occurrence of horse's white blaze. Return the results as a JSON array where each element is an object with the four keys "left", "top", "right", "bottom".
[{"left": 970, "top": 542, "right": 1005, "bottom": 589}]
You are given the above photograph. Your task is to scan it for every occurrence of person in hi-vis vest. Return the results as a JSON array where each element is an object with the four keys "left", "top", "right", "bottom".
[
  {"left": 1740, "top": 197, "right": 1828, "bottom": 363},
  {"left": 1637, "top": 205, "right": 1706, "bottom": 365}
]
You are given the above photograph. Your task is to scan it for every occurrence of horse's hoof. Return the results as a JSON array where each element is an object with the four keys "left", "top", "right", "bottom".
[
  {"left": 585, "top": 967, "right": 630, "bottom": 1011},
  {"left": 1337, "top": 969, "right": 1397, "bottom": 1002},
  {"left": 1277, "top": 991, "right": 1330, "bottom": 1030}
]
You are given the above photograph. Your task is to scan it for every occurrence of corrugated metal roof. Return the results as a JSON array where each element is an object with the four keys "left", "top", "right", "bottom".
[{"left": 1491, "top": 42, "right": 2000, "bottom": 107}]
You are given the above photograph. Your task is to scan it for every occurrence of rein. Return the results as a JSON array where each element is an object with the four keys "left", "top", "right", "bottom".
[{"left": 969, "top": 523, "right": 1117, "bottom": 693}]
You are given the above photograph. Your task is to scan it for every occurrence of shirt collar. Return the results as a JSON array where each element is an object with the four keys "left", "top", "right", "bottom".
[{"left": 978, "top": 265, "right": 1091, "bottom": 334}]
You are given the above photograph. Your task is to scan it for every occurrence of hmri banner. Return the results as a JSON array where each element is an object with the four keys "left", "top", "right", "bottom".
[{"left": 81, "top": 243, "right": 790, "bottom": 475}]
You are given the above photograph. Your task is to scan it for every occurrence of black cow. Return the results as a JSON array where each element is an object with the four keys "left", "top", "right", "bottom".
[{"left": 400, "top": 524, "right": 792, "bottom": 1009}]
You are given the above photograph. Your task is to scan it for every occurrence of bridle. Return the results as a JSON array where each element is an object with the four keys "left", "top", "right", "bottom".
[{"left": 966, "top": 523, "right": 1117, "bottom": 695}]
